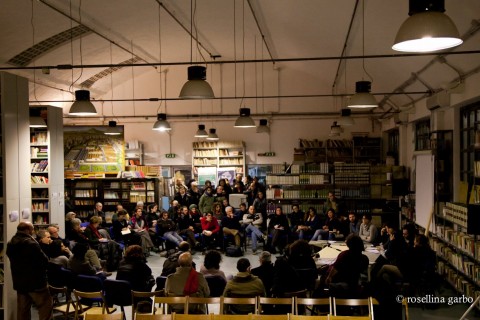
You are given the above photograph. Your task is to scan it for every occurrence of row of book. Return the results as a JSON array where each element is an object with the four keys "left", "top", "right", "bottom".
[
  {"left": 443, "top": 202, "right": 468, "bottom": 228},
  {"left": 104, "top": 191, "right": 128, "bottom": 199},
  {"left": 334, "top": 163, "right": 370, "bottom": 173},
  {"left": 435, "top": 226, "right": 479, "bottom": 257},
  {"left": 266, "top": 175, "right": 300, "bottom": 185},
  {"left": 291, "top": 163, "right": 330, "bottom": 174},
  {"left": 32, "top": 201, "right": 49, "bottom": 211},
  {"left": 193, "top": 141, "right": 244, "bottom": 148},
  {"left": 193, "top": 159, "right": 217, "bottom": 165},
  {"left": 31, "top": 176, "right": 48, "bottom": 184},
  {"left": 335, "top": 187, "right": 371, "bottom": 199},
  {"left": 31, "top": 160, "right": 48, "bottom": 172},
  {"left": 74, "top": 200, "right": 95, "bottom": 206},
  {"left": 438, "top": 261, "right": 480, "bottom": 296},
  {"left": 219, "top": 159, "right": 242, "bottom": 165},
  {"left": 30, "top": 132, "right": 48, "bottom": 144},
  {"left": 129, "top": 195, "right": 155, "bottom": 203},
  {"left": 124, "top": 165, "right": 161, "bottom": 177},
  {"left": 266, "top": 188, "right": 330, "bottom": 200},
  {"left": 435, "top": 243, "right": 480, "bottom": 282},
  {"left": 74, "top": 190, "right": 98, "bottom": 197},
  {"left": 30, "top": 147, "right": 48, "bottom": 158},
  {"left": 269, "top": 164, "right": 287, "bottom": 174},
  {"left": 194, "top": 150, "right": 217, "bottom": 156}
]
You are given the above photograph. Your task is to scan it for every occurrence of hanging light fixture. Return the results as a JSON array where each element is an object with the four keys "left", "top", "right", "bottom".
[
  {"left": 179, "top": 66, "right": 214, "bottom": 99},
  {"left": 105, "top": 121, "right": 121, "bottom": 135},
  {"left": 206, "top": 128, "right": 219, "bottom": 141},
  {"left": 195, "top": 124, "right": 208, "bottom": 138},
  {"left": 29, "top": 108, "right": 47, "bottom": 128},
  {"left": 69, "top": 90, "right": 97, "bottom": 115},
  {"left": 152, "top": 113, "right": 172, "bottom": 131},
  {"left": 348, "top": 81, "right": 378, "bottom": 109},
  {"left": 234, "top": 108, "right": 256, "bottom": 128},
  {"left": 329, "top": 121, "right": 342, "bottom": 137},
  {"left": 337, "top": 108, "right": 355, "bottom": 126},
  {"left": 256, "top": 119, "right": 270, "bottom": 133},
  {"left": 393, "top": 0, "right": 462, "bottom": 52}
]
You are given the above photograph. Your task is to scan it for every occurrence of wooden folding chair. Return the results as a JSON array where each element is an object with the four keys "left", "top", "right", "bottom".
[
  {"left": 153, "top": 296, "right": 188, "bottom": 314},
  {"left": 174, "top": 312, "right": 212, "bottom": 320},
  {"left": 220, "top": 296, "right": 258, "bottom": 315},
  {"left": 131, "top": 290, "right": 164, "bottom": 318},
  {"left": 73, "top": 290, "right": 117, "bottom": 320},
  {"left": 332, "top": 297, "right": 373, "bottom": 317},
  {"left": 257, "top": 297, "right": 294, "bottom": 315},
  {"left": 49, "top": 284, "right": 90, "bottom": 320},
  {"left": 83, "top": 313, "right": 124, "bottom": 320},
  {"left": 186, "top": 296, "right": 222, "bottom": 314},
  {"left": 295, "top": 297, "right": 331, "bottom": 316},
  {"left": 211, "top": 314, "right": 252, "bottom": 320},
  {"left": 252, "top": 314, "right": 289, "bottom": 320},
  {"left": 287, "top": 314, "right": 329, "bottom": 320},
  {"left": 134, "top": 315, "right": 173, "bottom": 320},
  {"left": 328, "top": 316, "right": 371, "bottom": 320}
]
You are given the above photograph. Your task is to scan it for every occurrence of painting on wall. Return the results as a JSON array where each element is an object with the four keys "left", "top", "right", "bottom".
[
  {"left": 172, "top": 166, "right": 193, "bottom": 186},
  {"left": 64, "top": 126, "right": 125, "bottom": 178}
]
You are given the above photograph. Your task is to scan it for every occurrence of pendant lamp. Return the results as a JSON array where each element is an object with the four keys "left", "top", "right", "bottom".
[
  {"left": 69, "top": 90, "right": 97, "bottom": 115},
  {"left": 234, "top": 108, "right": 256, "bottom": 128},
  {"left": 179, "top": 66, "right": 215, "bottom": 99},
  {"left": 206, "top": 128, "right": 219, "bottom": 141},
  {"left": 348, "top": 81, "right": 378, "bottom": 109},
  {"left": 195, "top": 124, "right": 208, "bottom": 138},
  {"left": 105, "top": 121, "right": 121, "bottom": 135},
  {"left": 337, "top": 109, "right": 355, "bottom": 126},
  {"left": 152, "top": 113, "right": 172, "bottom": 131},
  {"left": 256, "top": 119, "right": 270, "bottom": 133},
  {"left": 29, "top": 108, "right": 47, "bottom": 128}
]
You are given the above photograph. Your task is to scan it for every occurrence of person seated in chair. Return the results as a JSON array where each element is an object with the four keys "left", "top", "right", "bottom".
[
  {"left": 116, "top": 245, "right": 155, "bottom": 292},
  {"left": 201, "top": 212, "right": 221, "bottom": 250},
  {"left": 358, "top": 213, "right": 378, "bottom": 244},
  {"left": 267, "top": 207, "right": 290, "bottom": 254},
  {"left": 161, "top": 241, "right": 193, "bottom": 277},
  {"left": 251, "top": 251, "right": 274, "bottom": 297},
  {"left": 157, "top": 211, "right": 183, "bottom": 248},
  {"left": 175, "top": 206, "right": 202, "bottom": 249},
  {"left": 222, "top": 206, "right": 243, "bottom": 249},
  {"left": 223, "top": 258, "right": 266, "bottom": 314},
  {"left": 200, "top": 249, "right": 227, "bottom": 281},
  {"left": 311, "top": 208, "right": 341, "bottom": 241},
  {"left": 296, "top": 207, "right": 322, "bottom": 240},
  {"left": 165, "top": 252, "right": 210, "bottom": 314},
  {"left": 242, "top": 205, "right": 265, "bottom": 254}
]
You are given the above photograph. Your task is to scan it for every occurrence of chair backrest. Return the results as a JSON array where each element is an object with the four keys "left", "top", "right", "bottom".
[
  {"left": 135, "top": 315, "right": 173, "bottom": 320},
  {"left": 287, "top": 315, "right": 329, "bottom": 320},
  {"left": 48, "top": 262, "right": 64, "bottom": 287},
  {"left": 156, "top": 276, "right": 168, "bottom": 291},
  {"left": 104, "top": 279, "right": 132, "bottom": 307},
  {"left": 251, "top": 315, "right": 290, "bottom": 320},
  {"left": 131, "top": 290, "right": 164, "bottom": 318},
  {"left": 327, "top": 316, "right": 371, "bottom": 320},
  {"left": 295, "top": 297, "right": 331, "bottom": 316},
  {"left": 174, "top": 313, "right": 212, "bottom": 320},
  {"left": 73, "top": 289, "right": 108, "bottom": 317},
  {"left": 83, "top": 313, "right": 124, "bottom": 320},
  {"left": 332, "top": 297, "right": 372, "bottom": 316},
  {"left": 258, "top": 297, "right": 294, "bottom": 314},
  {"left": 60, "top": 267, "right": 77, "bottom": 290},
  {"left": 154, "top": 296, "right": 188, "bottom": 314},
  {"left": 81, "top": 222, "right": 90, "bottom": 228},
  {"left": 220, "top": 296, "right": 258, "bottom": 314},
  {"left": 74, "top": 274, "right": 104, "bottom": 292},
  {"left": 212, "top": 315, "right": 251, "bottom": 320},
  {"left": 49, "top": 285, "right": 73, "bottom": 316},
  {"left": 186, "top": 297, "right": 222, "bottom": 314},
  {"left": 281, "top": 289, "right": 308, "bottom": 298},
  {"left": 205, "top": 276, "right": 227, "bottom": 297}
]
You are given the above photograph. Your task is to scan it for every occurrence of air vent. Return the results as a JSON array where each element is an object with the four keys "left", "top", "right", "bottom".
[
  {"left": 7, "top": 25, "right": 91, "bottom": 67},
  {"left": 80, "top": 57, "right": 143, "bottom": 88}
]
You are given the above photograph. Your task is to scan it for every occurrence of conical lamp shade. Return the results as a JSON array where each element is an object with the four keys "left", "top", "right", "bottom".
[
  {"left": 195, "top": 124, "right": 208, "bottom": 138},
  {"left": 152, "top": 113, "right": 172, "bottom": 131},
  {"left": 393, "top": 11, "right": 462, "bottom": 52},
  {"left": 337, "top": 108, "right": 355, "bottom": 126},
  {"left": 256, "top": 119, "right": 270, "bottom": 133},
  {"left": 348, "top": 81, "right": 377, "bottom": 109},
  {"left": 179, "top": 66, "right": 215, "bottom": 99},
  {"left": 234, "top": 108, "right": 256, "bottom": 128},
  {"left": 206, "top": 128, "right": 219, "bottom": 141},
  {"left": 105, "top": 121, "right": 121, "bottom": 135},
  {"left": 69, "top": 90, "right": 97, "bottom": 115},
  {"left": 29, "top": 116, "right": 47, "bottom": 128}
]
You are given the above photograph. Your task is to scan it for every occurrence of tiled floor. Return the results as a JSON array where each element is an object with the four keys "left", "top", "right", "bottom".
[{"left": 40, "top": 248, "right": 478, "bottom": 319}]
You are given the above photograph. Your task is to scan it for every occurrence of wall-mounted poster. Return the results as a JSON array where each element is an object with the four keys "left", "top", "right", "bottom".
[
  {"left": 172, "top": 166, "right": 193, "bottom": 186},
  {"left": 198, "top": 167, "right": 217, "bottom": 186},
  {"left": 64, "top": 126, "right": 125, "bottom": 178},
  {"left": 218, "top": 167, "right": 236, "bottom": 185}
]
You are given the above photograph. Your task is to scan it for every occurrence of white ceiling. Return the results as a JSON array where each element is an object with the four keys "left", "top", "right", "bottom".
[{"left": 0, "top": 0, "right": 479, "bottom": 121}]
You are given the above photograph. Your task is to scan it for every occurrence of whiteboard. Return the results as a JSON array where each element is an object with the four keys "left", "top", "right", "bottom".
[{"left": 415, "top": 154, "right": 435, "bottom": 232}]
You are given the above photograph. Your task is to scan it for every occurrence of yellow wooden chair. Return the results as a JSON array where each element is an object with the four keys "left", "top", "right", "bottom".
[
  {"left": 220, "top": 296, "right": 258, "bottom": 315},
  {"left": 257, "top": 297, "right": 294, "bottom": 315},
  {"left": 295, "top": 297, "right": 331, "bottom": 316},
  {"left": 153, "top": 296, "right": 188, "bottom": 314},
  {"left": 131, "top": 290, "right": 164, "bottom": 318},
  {"left": 327, "top": 316, "right": 371, "bottom": 320},
  {"left": 83, "top": 313, "right": 124, "bottom": 320},
  {"left": 134, "top": 315, "right": 173, "bottom": 320},
  {"left": 252, "top": 314, "right": 289, "bottom": 320},
  {"left": 332, "top": 297, "right": 372, "bottom": 318},
  {"left": 174, "top": 312, "right": 213, "bottom": 320},
  {"left": 186, "top": 296, "right": 222, "bottom": 314},
  {"left": 287, "top": 314, "right": 329, "bottom": 320},
  {"left": 73, "top": 290, "right": 117, "bottom": 320}
]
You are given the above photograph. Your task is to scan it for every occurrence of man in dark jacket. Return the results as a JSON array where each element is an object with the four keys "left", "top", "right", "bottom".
[
  {"left": 6, "top": 221, "right": 53, "bottom": 320},
  {"left": 160, "top": 241, "right": 194, "bottom": 276},
  {"left": 251, "top": 251, "right": 274, "bottom": 296}
]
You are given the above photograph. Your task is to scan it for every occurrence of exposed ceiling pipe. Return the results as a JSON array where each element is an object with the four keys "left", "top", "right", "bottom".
[
  {"left": 3, "top": 50, "right": 479, "bottom": 72},
  {"left": 29, "top": 90, "right": 429, "bottom": 104}
]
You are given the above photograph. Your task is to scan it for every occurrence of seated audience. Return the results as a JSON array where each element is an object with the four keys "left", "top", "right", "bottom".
[
  {"left": 251, "top": 251, "right": 274, "bottom": 297},
  {"left": 116, "top": 245, "right": 155, "bottom": 292},
  {"left": 223, "top": 258, "right": 265, "bottom": 314},
  {"left": 200, "top": 250, "right": 227, "bottom": 281},
  {"left": 201, "top": 212, "right": 221, "bottom": 250},
  {"left": 199, "top": 186, "right": 214, "bottom": 215},
  {"left": 242, "top": 205, "right": 265, "bottom": 254},
  {"left": 65, "top": 211, "right": 77, "bottom": 241},
  {"left": 161, "top": 241, "right": 193, "bottom": 277},
  {"left": 296, "top": 207, "right": 322, "bottom": 240},
  {"left": 174, "top": 186, "right": 191, "bottom": 208},
  {"left": 175, "top": 206, "right": 201, "bottom": 249},
  {"left": 289, "top": 204, "right": 305, "bottom": 233},
  {"left": 157, "top": 211, "right": 183, "bottom": 247},
  {"left": 165, "top": 252, "right": 210, "bottom": 314},
  {"left": 112, "top": 210, "right": 142, "bottom": 246},
  {"left": 48, "top": 224, "right": 70, "bottom": 248},
  {"left": 325, "top": 234, "right": 368, "bottom": 297},
  {"left": 358, "top": 213, "right": 378, "bottom": 244},
  {"left": 130, "top": 207, "right": 155, "bottom": 254},
  {"left": 222, "top": 206, "right": 243, "bottom": 248},
  {"left": 49, "top": 239, "right": 73, "bottom": 268},
  {"left": 311, "top": 208, "right": 341, "bottom": 240},
  {"left": 348, "top": 212, "right": 361, "bottom": 236},
  {"left": 267, "top": 207, "right": 290, "bottom": 254},
  {"left": 68, "top": 242, "right": 110, "bottom": 278}
]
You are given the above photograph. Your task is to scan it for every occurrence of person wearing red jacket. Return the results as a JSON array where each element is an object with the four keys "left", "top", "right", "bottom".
[{"left": 201, "top": 212, "right": 221, "bottom": 250}]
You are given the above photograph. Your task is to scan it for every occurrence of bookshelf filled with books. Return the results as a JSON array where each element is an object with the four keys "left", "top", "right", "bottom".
[
  {"left": 65, "top": 178, "right": 159, "bottom": 219},
  {"left": 30, "top": 128, "right": 50, "bottom": 226},
  {"left": 192, "top": 141, "right": 246, "bottom": 181},
  {"left": 431, "top": 202, "right": 480, "bottom": 301}
]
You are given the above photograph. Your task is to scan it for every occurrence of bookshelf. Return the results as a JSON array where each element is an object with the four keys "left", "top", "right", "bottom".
[
  {"left": 125, "top": 141, "right": 144, "bottom": 166},
  {"left": 65, "top": 178, "right": 159, "bottom": 218},
  {"left": 29, "top": 106, "right": 64, "bottom": 229},
  {"left": 192, "top": 141, "right": 246, "bottom": 180},
  {"left": 432, "top": 202, "right": 480, "bottom": 302}
]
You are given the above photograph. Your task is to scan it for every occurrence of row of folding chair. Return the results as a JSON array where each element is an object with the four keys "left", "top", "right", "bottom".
[{"left": 83, "top": 313, "right": 373, "bottom": 320}]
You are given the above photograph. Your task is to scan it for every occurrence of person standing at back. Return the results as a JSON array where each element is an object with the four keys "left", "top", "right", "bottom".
[{"left": 6, "top": 221, "right": 53, "bottom": 320}]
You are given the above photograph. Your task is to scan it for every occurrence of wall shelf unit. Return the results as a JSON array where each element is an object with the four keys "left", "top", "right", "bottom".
[
  {"left": 65, "top": 178, "right": 159, "bottom": 220},
  {"left": 192, "top": 141, "right": 246, "bottom": 181}
]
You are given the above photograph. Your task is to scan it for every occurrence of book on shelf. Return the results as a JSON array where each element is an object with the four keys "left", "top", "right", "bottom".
[{"left": 31, "top": 176, "right": 49, "bottom": 184}]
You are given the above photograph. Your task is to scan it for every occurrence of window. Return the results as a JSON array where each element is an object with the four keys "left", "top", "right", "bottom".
[
  {"left": 415, "top": 119, "right": 430, "bottom": 151},
  {"left": 387, "top": 129, "right": 399, "bottom": 164},
  {"left": 460, "top": 101, "right": 480, "bottom": 182}
]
